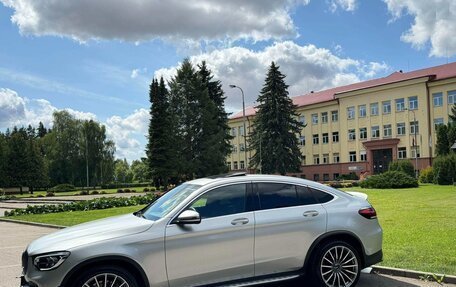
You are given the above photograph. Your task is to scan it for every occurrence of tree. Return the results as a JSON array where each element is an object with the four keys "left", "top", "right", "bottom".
[
  {"left": 131, "top": 159, "right": 149, "bottom": 183},
  {"left": 0, "top": 133, "right": 8, "bottom": 187},
  {"left": 5, "top": 128, "right": 29, "bottom": 194},
  {"left": 26, "top": 135, "right": 48, "bottom": 193},
  {"left": 436, "top": 124, "right": 450, "bottom": 156},
  {"left": 146, "top": 77, "right": 176, "bottom": 188},
  {"left": 114, "top": 159, "right": 133, "bottom": 183},
  {"left": 249, "top": 62, "right": 304, "bottom": 175},
  {"left": 449, "top": 104, "right": 456, "bottom": 122},
  {"left": 37, "top": 121, "right": 48, "bottom": 138}
]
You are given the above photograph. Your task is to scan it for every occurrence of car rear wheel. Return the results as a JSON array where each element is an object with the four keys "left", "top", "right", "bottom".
[
  {"left": 312, "top": 241, "right": 361, "bottom": 287},
  {"left": 74, "top": 265, "right": 139, "bottom": 287}
]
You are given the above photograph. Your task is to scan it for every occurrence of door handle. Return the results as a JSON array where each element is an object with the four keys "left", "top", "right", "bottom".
[
  {"left": 231, "top": 218, "right": 249, "bottom": 225},
  {"left": 303, "top": 210, "right": 319, "bottom": 217}
]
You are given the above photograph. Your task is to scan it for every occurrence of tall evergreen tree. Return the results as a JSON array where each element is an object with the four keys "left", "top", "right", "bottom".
[
  {"left": 0, "top": 133, "right": 8, "bottom": 188},
  {"left": 26, "top": 135, "right": 48, "bottom": 193},
  {"left": 249, "top": 62, "right": 304, "bottom": 175},
  {"left": 436, "top": 124, "right": 450, "bottom": 155},
  {"left": 6, "top": 128, "right": 29, "bottom": 194},
  {"left": 197, "top": 61, "right": 232, "bottom": 176},
  {"left": 146, "top": 77, "right": 175, "bottom": 187},
  {"left": 37, "top": 121, "right": 48, "bottom": 138}
]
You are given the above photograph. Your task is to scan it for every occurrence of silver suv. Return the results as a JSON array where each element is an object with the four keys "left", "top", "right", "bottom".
[{"left": 21, "top": 174, "right": 382, "bottom": 287}]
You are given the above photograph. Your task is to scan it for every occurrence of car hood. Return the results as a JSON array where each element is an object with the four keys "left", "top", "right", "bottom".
[{"left": 27, "top": 214, "right": 154, "bottom": 255}]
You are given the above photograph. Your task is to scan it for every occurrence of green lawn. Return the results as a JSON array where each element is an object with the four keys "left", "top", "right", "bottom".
[
  {"left": 342, "top": 184, "right": 456, "bottom": 275},
  {"left": 8, "top": 184, "right": 456, "bottom": 274}
]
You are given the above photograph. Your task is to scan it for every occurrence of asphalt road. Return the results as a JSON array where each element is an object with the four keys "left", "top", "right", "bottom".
[{"left": 0, "top": 221, "right": 453, "bottom": 287}]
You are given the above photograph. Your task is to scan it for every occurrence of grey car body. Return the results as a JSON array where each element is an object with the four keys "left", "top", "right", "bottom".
[{"left": 21, "top": 174, "right": 382, "bottom": 287}]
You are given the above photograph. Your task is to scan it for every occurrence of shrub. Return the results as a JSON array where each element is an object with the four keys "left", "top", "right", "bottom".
[
  {"left": 37, "top": 194, "right": 44, "bottom": 198},
  {"left": 79, "top": 190, "right": 89, "bottom": 195},
  {"left": 149, "top": 187, "right": 157, "bottom": 192},
  {"left": 329, "top": 182, "right": 343, "bottom": 188},
  {"left": 419, "top": 166, "right": 435, "bottom": 183},
  {"left": 117, "top": 189, "right": 124, "bottom": 193},
  {"left": 433, "top": 154, "right": 456, "bottom": 185},
  {"left": 124, "top": 188, "right": 131, "bottom": 193},
  {"left": 100, "top": 191, "right": 107, "bottom": 194},
  {"left": 130, "top": 189, "right": 136, "bottom": 193},
  {"left": 143, "top": 188, "right": 150, "bottom": 192},
  {"left": 360, "top": 171, "right": 418, "bottom": 189},
  {"left": 389, "top": 160, "right": 415, "bottom": 178},
  {"left": 90, "top": 190, "right": 99, "bottom": 195},
  {"left": 336, "top": 173, "right": 359, "bottom": 180},
  {"left": 5, "top": 194, "right": 158, "bottom": 217},
  {"left": 46, "top": 192, "right": 55, "bottom": 197},
  {"left": 48, "top": 184, "right": 75, "bottom": 193}
]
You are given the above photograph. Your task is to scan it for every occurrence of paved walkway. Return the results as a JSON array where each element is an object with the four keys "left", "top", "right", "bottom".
[{"left": 1, "top": 221, "right": 454, "bottom": 287}]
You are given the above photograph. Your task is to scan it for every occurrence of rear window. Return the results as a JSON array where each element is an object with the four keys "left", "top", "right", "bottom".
[
  {"left": 257, "top": 183, "right": 300, "bottom": 210},
  {"left": 308, "top": 187, "right": 334, "bottom": 203},
  {"left": 296, "top": 186, "right": 319, "bottom": 205}
]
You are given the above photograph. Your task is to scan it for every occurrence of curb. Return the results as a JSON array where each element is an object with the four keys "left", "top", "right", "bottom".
[
  {"left": 0, "top": 218, "right": 66, "bottom": 229},
  {"left": 372, "top": 265, "right": 456, "bottom": 284}
]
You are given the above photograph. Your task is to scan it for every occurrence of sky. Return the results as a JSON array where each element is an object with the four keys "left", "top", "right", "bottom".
[{"left": 0, "top": 0, "right": 455, "bottom": 162}]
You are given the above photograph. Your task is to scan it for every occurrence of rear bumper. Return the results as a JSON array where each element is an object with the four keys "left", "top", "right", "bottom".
[{"left": 364, "top": 249, "right": 383, "bottom": 267}]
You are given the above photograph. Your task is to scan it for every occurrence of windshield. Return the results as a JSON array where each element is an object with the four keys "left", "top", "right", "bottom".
[{"left": 142, "top": 184, "right": 201, "bottom": 220}]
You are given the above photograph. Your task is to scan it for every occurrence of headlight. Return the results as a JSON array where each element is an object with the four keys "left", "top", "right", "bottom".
[{"left": 33, "top": 251, "right": 70, "bottom": 271}]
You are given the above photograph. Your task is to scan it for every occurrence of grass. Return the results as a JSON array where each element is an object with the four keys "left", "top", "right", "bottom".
[
  {"left": 4, "top": 186, "right": 154, "bottom": 198},
  {"left": 7, "top": 184, "right": 456, "bottom": 275},
  {"left": 341, "top": 184, "right": 456, "bottom": 275}
]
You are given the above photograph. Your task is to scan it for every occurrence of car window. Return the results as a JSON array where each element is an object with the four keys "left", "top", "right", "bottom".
[
  {"left": 189, "top": 184, "right": 247, "bottom": 219},
  {"left": 257, "top": 183, "right": 300, "bottom": 210},
  {"left": 308, "top": 187, "right": 334, "bottom": 203},
  {"left": 296, "top": 185, "right": 319, "bottom": 205}
]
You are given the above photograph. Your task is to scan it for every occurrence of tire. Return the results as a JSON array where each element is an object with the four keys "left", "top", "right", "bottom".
[
  {"left": 73, "top": 265, "right": 139, "bottom": 287},
  {"left": 311, "top": 241, "right": 361, "bottom": 287}
]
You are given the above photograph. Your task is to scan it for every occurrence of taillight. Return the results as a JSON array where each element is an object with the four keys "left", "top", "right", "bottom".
[{"left": 359, "top": 207, "right": 377, "bottom": 219}]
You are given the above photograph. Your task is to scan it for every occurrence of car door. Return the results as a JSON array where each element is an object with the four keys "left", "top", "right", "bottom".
[
  {"left": 165, "top": 183, "right": 255, "bottom": 287},
  {"left": 253, "top": 182, "right": 328, "bottom": 276}
]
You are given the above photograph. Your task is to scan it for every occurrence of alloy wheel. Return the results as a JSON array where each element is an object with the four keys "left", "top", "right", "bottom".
[
  {"left": 320, "top": 245, "right": 359, "bottom": 287},
  {"left": 82, "top": 273, "right": 129, "bottom": 287}
]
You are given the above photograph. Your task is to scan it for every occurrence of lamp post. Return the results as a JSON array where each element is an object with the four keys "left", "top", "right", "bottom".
[
  {"left": 229, "top": 84, "right": 248, "bottom": 172},
  {"left": 405, "top": 108, "right": 419, "bottom": 178}
]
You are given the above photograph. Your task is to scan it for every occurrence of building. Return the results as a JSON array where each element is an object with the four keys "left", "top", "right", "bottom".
[{"left": 227, "top": 62, "right": 456, "bottom": 180}]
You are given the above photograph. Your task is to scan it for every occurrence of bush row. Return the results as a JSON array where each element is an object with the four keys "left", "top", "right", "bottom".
[
  {"left": 100, "top": 183, "right": 151, "bottom": 189},
  {"left": 4, "top": 194, "right": 158, "bottom": 217},
  {"left": 360, "top": 171, "right": 418, "bottom": 189}
]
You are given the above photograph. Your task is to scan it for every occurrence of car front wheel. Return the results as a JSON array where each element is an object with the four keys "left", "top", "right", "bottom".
[
  {"left": 74, "top": 265, "right": 139, "bottom": 287},
  {"left": 312, "top": 241, "right": 361, "bottom": 287}
]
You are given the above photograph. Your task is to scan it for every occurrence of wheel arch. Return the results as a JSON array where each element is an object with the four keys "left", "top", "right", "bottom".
[{"left": 60, "top": 255, "right": 150, "bottom": 287}]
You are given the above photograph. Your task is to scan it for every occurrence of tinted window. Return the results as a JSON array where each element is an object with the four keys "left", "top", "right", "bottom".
[
  {"left": 190, "top": 184, "right": 246, "bottom": 219},
  {"left": 296, "top": 186, "right": 319, "bottom": 205},
  {"left": 257, "top": 183, "right": 300, "bottom": 210},
  {"left": 309, "top": 187, "right": 334, "bottom": 203}
]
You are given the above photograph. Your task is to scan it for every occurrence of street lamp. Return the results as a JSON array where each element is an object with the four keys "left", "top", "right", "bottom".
[
  {"left": 405, "top": 108, "right": 419, "bottom": 178},
  {"left": 229, "top": 84, "right": 248, "bottom": 172}
]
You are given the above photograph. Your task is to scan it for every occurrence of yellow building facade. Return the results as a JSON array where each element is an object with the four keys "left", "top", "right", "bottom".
[{"left": 227, "top": 62, "right": 456, "bottom": 181}]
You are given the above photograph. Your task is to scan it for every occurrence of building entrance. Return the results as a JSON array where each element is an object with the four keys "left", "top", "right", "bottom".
[{"left": 372, "top": 148, "right": 392, "bottom": 174}]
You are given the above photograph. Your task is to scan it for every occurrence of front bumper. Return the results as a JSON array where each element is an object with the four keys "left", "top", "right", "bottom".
[{"left": 20, "top": 276, "right": 37, "bottom": 287}]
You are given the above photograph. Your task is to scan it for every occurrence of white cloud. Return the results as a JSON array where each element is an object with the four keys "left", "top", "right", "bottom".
[
  {"left": 130, "top": 69, "right": 139, "bottom": 79},
  {"left": 1, "top": 0, "right": 310, "bottom": 43},
  {"left": 155, "top": 41, "right": 390, "bottom": 113},
  {"left": 384, "top": 0, "right": 456, "bottom": 57},
  {"left": 329, "top": 0, "right": 357, "bottom": 12},
  {"left": 0, "top": 88, "right": 26, "bottom": 126}
]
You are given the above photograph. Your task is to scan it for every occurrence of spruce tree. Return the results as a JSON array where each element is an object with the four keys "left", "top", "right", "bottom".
[
  {"left": 249, "top": 62, "right": 304, "bottom": 175},
  {"left": 450, "top": 105, "right": 456, "bottom": 122}
]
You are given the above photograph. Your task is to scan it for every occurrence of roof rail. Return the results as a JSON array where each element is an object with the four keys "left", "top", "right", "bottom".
[{"left": 205, "top": 172, "right": 247, "bottom": 179}]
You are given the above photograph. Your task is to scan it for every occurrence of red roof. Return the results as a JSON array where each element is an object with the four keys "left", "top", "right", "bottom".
[{"left": 231, "top": 61, "right": 456, "bottom": 119}]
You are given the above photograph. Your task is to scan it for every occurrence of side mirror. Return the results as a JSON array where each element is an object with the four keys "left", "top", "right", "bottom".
[{"left": 175, "top": 210, "right": 201, "bottom": 224}]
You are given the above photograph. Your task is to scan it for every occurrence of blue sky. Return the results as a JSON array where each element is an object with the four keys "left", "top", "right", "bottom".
[{"left": 0, "top": 0, "right": 455, "bottom": 161}]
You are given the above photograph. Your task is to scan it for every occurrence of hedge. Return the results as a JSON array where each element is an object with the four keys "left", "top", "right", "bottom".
[
  {"left": 433, "top": 154, "right": 456, "bottom": 185},
  {"left": 4, "top": 194, "right": 158, "bottom": 217},
  {"left": 388, "top": 160, "right": 415, "bottom": 178},
  {"left": 48, "top": 184, "right": 76, "bottom": 193},
  {"left": 360, "top": 171, "right": 418, "bottom": 189}
]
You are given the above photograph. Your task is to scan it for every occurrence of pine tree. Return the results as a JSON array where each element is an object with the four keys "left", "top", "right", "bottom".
[
  {"left": 0, "top": 133, "right": 8, "bottom": 188},
  {"left": 6, "top": 128, "right": 29, "bottom": 194},
  {"left": 449, "top": 105, "right": 456, "bottom": 122},
  {"left": 249, "top": 62, "right": 304, "bottom": 175},
  {"left": 436, "top": 125, "right": 450, "bottom": 155},
  {"left": 37, "top": 122, "right": 47, "bottom": 138},
  {"left": 146, "top": 78, "right": 175, "bottom": 188}
]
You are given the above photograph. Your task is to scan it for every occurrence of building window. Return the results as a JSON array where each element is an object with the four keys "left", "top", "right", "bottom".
[
  {"left": 398, "top": 147, "right": 407, "bottom": 159},
  {"left": 240, "top": 161, "right": 245, "bottom": 169},
  {"left": 370, "top": 102, "right": 379, "bottom": 116},
  {"left": 396, "top": 98, "right": 405, "bottom": 111},
  {"left": 323, "top": 173, "right": 330, "bottom": 181},
  {"left": 299, "top": 135, "right": 305, "bottom": 146},
  {"left": 449, "top": 90, "right": 456, "bottom": 104},
  {"left": 312, "top": 113, "right": 318, "bottom": 124},
  {"left": 321, "top": 112, "right": 328, "bottom": 123},
  {"left": 359, "top": 127, "right": 367, "bottom": 140},
  {"left": 227, "top": 162, "right": 231, "bottom": 170},
  {"left": 302, "top": 155, "right": 306, "bottom": 165},
  {"left": 239, "top": 126, "right": 245, "bottom": 136},
  {"left": 333, "top": 153, "right": 340, "bottom": 163},
  {"left": 313, "top": 155, "right": 320, "bottom": 165},
  {"left": 348, "top": 129, "right": 356, "bottom": 141},
  {"left": 372, "top": 126, "right": 380, "bottom": 138},
  {"left": 433, "top": 92, "right": 443, "bottom": 107},
  {"left": 360, "top": 151, "right": 367, "bottom": 162},
  {"left": 239, "top": 143, "right": 245, "bottom": 151},
  {"left": 231, "top": 127, "right": 237, "bottom": 136},
  {"left": 359, "top": 105, "right": 366, "bottom": 118},
  {"left": 397, "top": 122, "right": 406, "bottom": 135},
  {"left": 410, "top": 121, "right": 419, "bottom": 135},
  {"left": 314, "top": 174, "right": 320, "bottom": 181},
  {"left": 383, "top": 101, "right": 391, "bottom": 114},
  {"left": 322, "top": 133, "right": 329, "bottom": 144},
  {"left": 331, "top": 110, "right": 339, "bottom": 122},
  {"left": 411, "top": 146, "right": 421, "bottom": 158},
  {"left": 313, "top": 134, "right": 319, "bottom": 145},
  {"left": 333, "top": 173, "right": 340, "bottom": 180},
  {"left": 234, "top": 161, "right": 238, "bottom": 170},
  {"left": 383, "top": 124, "right": 392, "bottom": 137},
  {"left": 332, "top": 132, "right": 339, "bottom": 142},
  {"left": 323, "top": 154, "right": 329, "bottom": 164},
  {"left": 408, "top": 96, "right": 418, "bottom": 110},
  {"left": 232, "top": 144, "right": 238, "bottom": 153},
  {"left": 349, "top": 151, "right": 357, "bottom": 162},
  {"left": 347, "top": 106, "right": 355, "bottom": 119},
  {"left": 434, "top": 118, "right": 444, "bottom": 129},
  {"left": 299, "top": 115, "right": 306, "bottom": 125}
]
